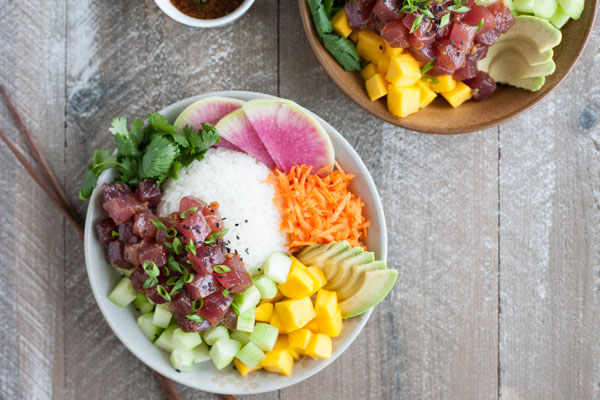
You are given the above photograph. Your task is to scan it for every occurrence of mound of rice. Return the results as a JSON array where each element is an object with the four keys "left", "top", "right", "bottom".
[{"left": 158, "top": 147, "right": 287, "bottom": 268}]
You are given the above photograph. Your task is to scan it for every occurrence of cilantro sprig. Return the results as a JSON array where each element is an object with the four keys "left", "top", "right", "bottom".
[{"left": 79, "top": 113, "right": 220, "bottom": 200}]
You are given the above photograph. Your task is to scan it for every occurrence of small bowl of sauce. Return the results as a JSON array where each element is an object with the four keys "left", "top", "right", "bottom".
[{"left": 154, "top": 0, "right": 255, "bottom": 28}]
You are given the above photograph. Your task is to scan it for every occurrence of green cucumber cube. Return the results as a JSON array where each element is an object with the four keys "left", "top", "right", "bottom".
[
  {"left": 550, "top": 4, "right": 570, "bottom": 27},
  {"left": 152, "top": 303, "right": 172, "bottom": 328},
  {"left": 170, "top": 348, "right": 194, "bottom": 372},
  {"left": 172, "top": 328, "right": 203, "bottom": 350},
  {"left": 262, "top": 252, "right": 292, "bottom": 283},
  {"left": 209, "top": 338, "right": 242, "bottom": 370},
  {"left": 249, "top": 323, "right": 278, "bottom": 351},
  {"left": 232, "top": 286, "right": 261, "bottom": 314},
  {"left": 235, "top": 342, "right": 266, "bottom": 368},
  {"left": 114, "top": 266, "right": 134, "bottom": 277},
  {"left": 155, "top": 324, "right": 178, "bottom": 352},
  {"left": 108, "top": 277, "right": 137, "bottom": 307},
  {"left": 193, "top": 343, "right": 211, "bottom": 363},
  {"left": 203, "top": 325, "right": 230, "bottom": 346},
  {"left": 230, "top": 330, "right": 252, "bottom": 345},
  {"left": 236, "top": 306, "right": 256, "bottom": 333},
  {"left": 137, "top": 313, "right": 163, "bottom": 341},
  {"left": 133, "top": 293, "right": 155, "bottom": 314},
  {"left": 253, "top": 275, "right": 279, "bottom": 299},
  {"left": 248, "top": 267, "right": 263, "bottom": 278}
]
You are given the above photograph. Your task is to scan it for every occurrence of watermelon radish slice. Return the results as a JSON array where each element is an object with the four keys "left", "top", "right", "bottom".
[
  {"left": 242, "top": 99, "right": 335, "bottom": 173},
  {"left": 215, "top": 109, "right": 276, "bottom": 169},
  {"left": 173, "top": 97, "right": 245, "bottom": 150}
]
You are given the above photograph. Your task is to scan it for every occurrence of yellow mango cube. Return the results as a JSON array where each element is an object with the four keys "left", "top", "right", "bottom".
[
  {"left": 255, "top": 303, "right": 274, "bottom": 322},
  {"left": 377, "top": 55, "right": 391, "bottom": 75},
  {"left": 387, "top": 85, "right": 420, "bottom": 118},
  {"left": 290, "top": 256, "right": 308, "bottom": 270},
  {"left": 305, "top": 318, "right": 320, "bottom": 333},
  {"left": 259, "top": 291, "right": 284, "bottom": 304},
  {"left": 260, "top": 349, "right": 294, "bottom": 376},
  {"left": 385, "top": 57, "right": 421, "bottom": 88},
  {"left": 331, "top": 9, "right": 352, "bottom": 38},
  {"left": 356, "top": 30, "right": 385, "bottom": 64},
  {"left": 273, "top": 335, "right": 300, "bottom": 360},
  {"left": 349, "top": 30, "right": 360, "bottom": 43},
  {"left": 305, "top": 333, "right": 332, "bottom": 359},
  {"left": 365, "top": 74, "right": 388, "bottom": 101},
  {"left": 360, "top": 63, "right": 378, "bottom": 81},
  {"left": 289, "top": 328, "right": 313, "bottom": 353},
  {"left": 270, "top": 309, "right": 288, "bottom": 334},
  {"left": 278, "top": 265, "right": 314, "bottom": 299},
  {"left": 395, "top": 53, "right": 417, "bottom": 63},
  {"left": 441, "top": 81, "right": 473, "bottom": 108},
  {"left": 306, "top": 266, "right": 327, "bottom": 296},
  {"left": 234, "top": 358, "right": 261, "bottom": 376},
  {"left": 384, "top": 40, "right": 403, "bottom": 58},
  {"left": 314, "top": 289, "right": 338, "bottom": 320},
  {"left": 275, "top": 297, "right": 316, "bottom": 332},
  {"left": 316, "top": 309, "right": 343, "bottom": 337},
  {"left": 429, "top": 74, "right": 456, "bottom": 93},
  {"left": 416, "top": 80, "right": 437, "bottom": 109}
]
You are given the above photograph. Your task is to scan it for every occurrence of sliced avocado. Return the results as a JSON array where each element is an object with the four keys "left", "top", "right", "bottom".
[
  {"left": 339, "top": 269, "right": 398, "bottom": 319},
  {"left": 488, "top": 53, "right": 547, "bottom": 91},
  {"left": 497, "top": 16, "right": 562, "bottom": 52},
  {"left": 295, "top": 244, "right": 323, "bottom": 262},
  {"left": 558, "top": 0, "right": 583, "bottom": 19},
  {"left": 487, "top": 50, "right": 555, "bottom": 78},
  {"left": 550, "top": 4, "right": 571, "bottom": 28},
  {"left": 534, "top": 0, "right": 558, "bottom": 19},
  {"left": 325, "top": 251, "right": 375, "bottom": 291},
  {"left": 336, "top": 260, "right": 387, "bottom": 301},
  {"left": 478, "top": 40, "right": 553, "bottom": 69},
  {"left": 322, "top": 247, "right": 364, "bottom": 282},
  {"left": 299, "top": 241, "right": 349, "bottom": 266}
]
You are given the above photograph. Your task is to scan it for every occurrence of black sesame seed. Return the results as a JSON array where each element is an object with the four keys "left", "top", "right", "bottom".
[
  {"left": 236, "top": 235, "right": 240, "bottom": 240},
  {"left": 460, "top": 40, "right": 464, "bottom": 45},
  {"left": 245, "top": 219, "right": 248, "bottom": 223}
]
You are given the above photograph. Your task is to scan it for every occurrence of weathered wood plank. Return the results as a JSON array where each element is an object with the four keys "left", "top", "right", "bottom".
[
  {"left": 278, "top": 3, "right": 499, "bottom": 400},
  {"left": 498, "top": 24, "right": 600, "bottom": 400},
  {"left": 0, "top": 1, "right": 67, "bottom": 400}
]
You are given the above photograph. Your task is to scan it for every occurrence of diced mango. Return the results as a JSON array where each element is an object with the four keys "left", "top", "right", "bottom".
[
  {"left": 278, "top": 265, "right": 314, "bottom": 299},
  {"left": 259, "top": 291, "right": 284, "bottom": 304},
  {"left": 384, "top": 40, "right": 403, "bottom": 58},
  {"left": 234, "top": 358, "right": 261, "bottom": 376},
  {"left": 331, "top": 9, "right": 352, "bottom": 38},
  {"left": 289, "top": 328, "right": 313, "bottom": 354},
  {"left": 305, "top": 333, "right": 332, "bottom": 359},
  {"left": 306, "top": 266, "right": 327, "bottom": 296},
  {"left": 356, "top": 30, "right": 385, "bottom": 64},
  {"left": 395, "top": 53, "right": 417, "bottom": 63},
  {"left": 365, "top": 74, "right": 388, "bottom": 102},
  {"left": 290, "top": 256, "right": 308, "bottom": 271},
  {"left": 255, "top": 303, "right": 274, "bottom": 322},
  {"left": 387, "top": 85, "right": 420, "bottom": 118},
  {"left": 377, "top": 55, "right": 391, "bottom": 75},
  {"left": 429, "top": 74, "right": 456, "bottom": 93},
  {"left": 275, "top": 297, "right": 316, "bottom": 332},
  {"left": 360, "top": 63, "right": 378, "bottom": 81},
  {"left": 314, "top": 289, "right": 338, "bottom": 320},
  {"left": 273, "top": 334, "right": 300, "bottom": 360},
  {"left": 349, "top": 30, "right": 360, "bottom": 43},
  {"left": 385, "top": 57, "right": 421, "bottom": 88},
  {"left": 416, "top": 80, "right": 437, "bottom": 109},
  {"left": 305, "top": 318, "right": 320, "bottom": 333},
  {"left": 270, "top": 309, "right": 288, "bottom": 334},
  {"left": 316, "top": 309, "right": 343, "bottom": 337},
  {"left": 441, "top": 81, "right": 473, "bottom": 108},
  {"left": 260, "top": 349, "right": 294, "bottom": 376}
]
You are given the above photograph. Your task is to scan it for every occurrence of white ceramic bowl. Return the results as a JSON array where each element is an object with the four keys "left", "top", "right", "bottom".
[
  {"left": 153, "top": 0, "right": 255, "bottom": 28},
  {"left": 84, "top": 91, "right": 388, "bottom": 395}
]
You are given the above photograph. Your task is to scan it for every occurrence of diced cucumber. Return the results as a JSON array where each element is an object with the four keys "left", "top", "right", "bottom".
[
  {"left": 236, "top": 306, "right": 256, "bottom": 333},
  {"left": 550, "top": 4, "right": 570, "bottom": 27},
  {"left": 133, "top": 293, "right": 155, "bottom": 314},
  {"left": 235, "top": 342, "right": 266, "bottom": 368},
  {"left": 193, "top": 343, "right": 211, "bottom": 363},
  {"left": 558, "top": 0, "right": 583, "bottom": 19},
  {"left": 114, "top": 266, "right": 134, "bottom": 277},
  {"left": 233, "top": 285, "right": 261, "bottom": 314},
  {"left": 253, "top": 275, "right": 279, "bottom": 299},
  {"left": 230, "top": 330, "right": 252, "bottom": 345},
  {"left": 203, "top": 325, "right": 230, "bottom": 346},
  {"left": 262, "top": 252, "right": 292, "bottom": 283},
  {"left": 514, "top": 0, "right": 535, "bottom": 13},
  {"left": 170, "top": 348, "right": 194, "bottom": 372},
  {"left": 172, "top": 328, "right": 203, "bottom": 350},
  {"left": 533, "top": 0, "right": 557, "bottom": 19},
  {"left": 249, "top": 323, "right": 278, "bottom": 351},
  {"left": 155, "top": 324, "right": 178, "bottom": 352},
  {"left": 209, "top": 338, "right": 242, "bottom": 370},
  {"left": 108, "top": 277, "right": 137, "bottom": 307},
  {"left": 152, "top": 303, "right": 172, "bottom": 328},
  {"left": 248, "top": 267, "right": 263, "bottom": 278},
  {"left": 137, "top": 313, "right": 163, "bottom": 341}
]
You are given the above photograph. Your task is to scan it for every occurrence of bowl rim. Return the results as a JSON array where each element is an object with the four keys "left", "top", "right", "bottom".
[
  {"left": 298, "top": 0, "right": 598, "bottom": 134},
  {"left": 153, "top": 0, "right": 255, "bottom": 28},
  {"left": 84, "top": 91, "right": 388, "bottom": 394}
]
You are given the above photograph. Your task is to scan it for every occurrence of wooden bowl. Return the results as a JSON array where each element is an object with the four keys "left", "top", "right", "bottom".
[{"left": 299, "top": 0, "right": 597, "bottom": 134}]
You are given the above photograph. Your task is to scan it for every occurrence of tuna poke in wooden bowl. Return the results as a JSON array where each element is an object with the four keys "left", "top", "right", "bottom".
[
  {"left": 299, "top": 0, "right": 597, "bottom": 133},
  {"left": 82, "top": 92, "right": 394, "bottom": 394}
]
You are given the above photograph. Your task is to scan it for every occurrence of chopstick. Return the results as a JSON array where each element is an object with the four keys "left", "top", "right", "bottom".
[{"left": 1, "top": 87, "right": 240, "bottom": 400}]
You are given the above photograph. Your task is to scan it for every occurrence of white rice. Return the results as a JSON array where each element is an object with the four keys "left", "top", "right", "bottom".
[{"left": 158, "top": 147, "right": 287, "bottom": 268}]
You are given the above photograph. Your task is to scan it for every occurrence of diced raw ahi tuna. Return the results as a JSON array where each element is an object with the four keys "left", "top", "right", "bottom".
[
  {"left": 408, "top": 45, "right": 436, "bottom": 62},
  {"left": 179, "top": 211, "right": 211, "bottom": 246},
  {"left": 118, "top": 220, "right": 139, "bottom": 244},
  {"left": 138, "top": 242, "right": 168, "bottom": 267},
  {"left": 186, "top": 273, "right": 218, "bottom": 299},
  {"left": 155, "top": 213, "right": 181, "bottom": 243},
  {"left": 374, "top": 0, "right": 403, "bottom": 23},
  {"left": 198, "top": 289, "right": 234, "bottom": 326},
  {"left": 345, "top": 0, "right": 377, "bottom": 30},
  {"left": 202, "top": 201, "right": 221, "bottom": 218},
  {"left": 463, "top": 5, "right": 496, "bottom": 34},
  {"left": 475, "top": 1, "right": 514, "bottom": 45},
  {"left": 136, "top": 179, "right": 161, "bottom": 207},
  {"left": 449, "top": 22, "right": 478, "bottom": 52},
  {"left": 453, "top": 57, "right": 478, "bottom": 80},
  {"left": 130, "top": 266, "right": 147, "bottom": 293},
  {"left": 435, "top": 38, "right": 466, "bottom": 73},
  {"left": 107, "top": 241, "right": 132, "bottom": 269},
  {"left": 220, "top": 309, "right": 238, "bottom": 331},
  {"left": 187, "top": 244, "right": 227, "bottom": 275},
  {"left": 434, "top": 22, "right": 451, "bottom": 39},
  {"left": 169, "top": 292, "right": 194, "bottom": 318},
  {"left": 404, "top": 17, "right": 435, "bottom": 49},
  {"left": 101, "top": 183, "right": 133, "bottom": 204},
  {"left": 133, "top": 211, "right": 159, "bottom": 239},
  {"left": 381, "top": 21, "right": 410, "bottom": 48},
  {"left": 131, "top": 268, "right": 174, "bottom": 304},
  {"left": 103, "top": 196, "right": 145, "bottom": 225},
  {"left": 179, "top": 196, "right": 208, "bottom": 214},
  {"left": 469, "top": 43, "right": 489, "bottom": 61},
  {"left": 95, "top": 218, "right": 117, "bottom": 248},
  {"left": 364, "top": 11, "right": 385, "bottom": 33},
  {"left": 464, "top": 71, "right": 497, "bottom": 101},
  {"left": 124, "top": 242, "right": 144, "bottom": 266},
  {"left": 175, "top": 314, "right": 212, "bottom": 333},
  {"left": 214, "top": 254, "right": 252, "bottom": 294}
]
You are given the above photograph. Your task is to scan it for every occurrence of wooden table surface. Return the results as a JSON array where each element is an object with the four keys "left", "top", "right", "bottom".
[{"left": 1, "top": 1, "right": 599, "bottom": 399}]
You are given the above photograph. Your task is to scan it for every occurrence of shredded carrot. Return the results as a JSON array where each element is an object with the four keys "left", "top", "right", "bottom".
[{"left": 268, "top": 164, "right": 371, "bottom": 252}]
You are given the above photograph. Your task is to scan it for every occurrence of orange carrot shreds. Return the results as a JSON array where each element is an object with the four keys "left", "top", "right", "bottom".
[{"left": 268, "top": 164, "right": 371, "bottom": 253}]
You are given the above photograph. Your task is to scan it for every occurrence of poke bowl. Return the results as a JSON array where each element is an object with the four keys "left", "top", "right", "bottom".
[
  {"left": 299, "top": 0, "right": 597, "bottom": 134},
  {"left": 83, "top": 91, "right": 392, "bottom": 394}
]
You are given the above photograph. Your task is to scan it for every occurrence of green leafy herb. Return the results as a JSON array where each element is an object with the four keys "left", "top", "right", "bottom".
[
  {"left": 204, "top": 228, "right": 229, "bottom": 245},
  {"left": 440, "top": 12, "right": 451, "bottom": 27},
  {"left": 322, "top": 34, "right": 361, "bottom": 72},
  {"left": 213, "top": 264, "right": 232, "bottom": 274},
  {"left": 421, "top": 57, "right": 436, "bottom": 74},
  {"left": 111, "top": 230, "right": 119, "bottom": 239},
  {"left": 477, "top": 17, "right": 484, "bottom": 31},
  {"left": 186, "top": 314, "right": 205, "bottom": 322},
  {"left": 180, "top": 207, "right": 198, "bottom": 219},
  {"left": 151, "top": 219, "right": 167, "bottom": 231}
]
